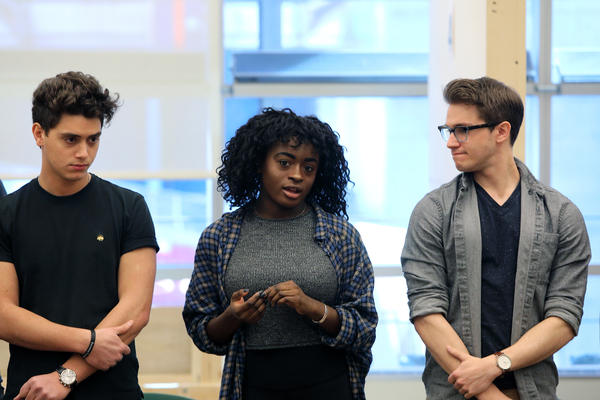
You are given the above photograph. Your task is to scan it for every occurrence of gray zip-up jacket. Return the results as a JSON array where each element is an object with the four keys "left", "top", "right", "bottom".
[{"left": 401, "top": 158, "right": 590, "bottom": 400}]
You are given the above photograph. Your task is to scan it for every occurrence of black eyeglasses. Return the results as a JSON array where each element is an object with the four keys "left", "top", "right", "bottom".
[{"left": 437, "top": 122, "right": 500, "bottom": 142}]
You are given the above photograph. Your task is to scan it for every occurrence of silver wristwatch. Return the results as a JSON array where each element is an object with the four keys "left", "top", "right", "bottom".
[
  {"left": 494, "top": 351, "right": 512, "bottom": 377},
  {"left": 56, "top": 366, "right": 78, "bottom": 389}
]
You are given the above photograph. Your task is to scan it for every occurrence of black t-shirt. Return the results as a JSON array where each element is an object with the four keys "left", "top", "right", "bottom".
[
  {"left": 476, "top": 181, "right": 520, "bottom": 391},
  {"left": 0, "top": 175, "right": 159, "bottom": 400}
]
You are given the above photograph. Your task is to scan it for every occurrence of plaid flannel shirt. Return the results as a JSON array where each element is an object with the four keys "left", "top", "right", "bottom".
[{"left": 183, "top": 204, "right": 378, "bottom": 400}]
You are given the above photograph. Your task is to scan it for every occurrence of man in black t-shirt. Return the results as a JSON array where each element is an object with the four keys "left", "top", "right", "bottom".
[{"left": 0, "top": 72, "right": 159, "bottom": 400}]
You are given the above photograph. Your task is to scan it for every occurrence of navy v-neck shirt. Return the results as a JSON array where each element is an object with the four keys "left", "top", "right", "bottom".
[{"left": 476, "top": 181, "right": 521, "bottom": 390}]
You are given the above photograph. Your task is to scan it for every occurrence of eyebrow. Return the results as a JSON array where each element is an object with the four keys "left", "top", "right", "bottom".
[
  {"left": 59, "top": 132, "right": 102, "bottom": 138},
  {"left": 446, "top": 121, "right": 479, "bottom": 127},
  {"left": 275, "top": 151, "right": 319, "bottom": 163}
]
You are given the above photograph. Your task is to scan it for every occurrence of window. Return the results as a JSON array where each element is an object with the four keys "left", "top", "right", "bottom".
[
  {"left": 550, "top": 96, "right": 600, "bottom": 263},
  {"left": 224, "top": 0, "right": 429, "bottom": 84},
  {"left": 223, "top": 0, "right": 430, "bottom": 373},
  {"left": 279, "top": 0, "right": 428, "bottom": 52},
  {"left": 0, "top": 0, "right": 597, "bottom": 379},
  {"left": 526, "top": 0, "right": 600, "bottom": 375},
  {"left": 224, "top": 96, "right": 429, "bottom": 373},
  {"left": 552, "top": 0, "right": 600, "bottom": 83},
  {"left": 0, "top": 0, "right": 218, "bottom": 179},
  {"left": 221, "top": 0, "right": 600, "bottom": 376},
  {"left": 111, "top": 179, "right": 212, "bottom": 309},
  {"left": 0, "top": 0, "right": 208, "bottom": 52}
]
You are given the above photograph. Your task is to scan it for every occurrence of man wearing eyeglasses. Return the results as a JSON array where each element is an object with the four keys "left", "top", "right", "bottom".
[{"left": 402, "top": 77, "right": 590, "bottom": 400}]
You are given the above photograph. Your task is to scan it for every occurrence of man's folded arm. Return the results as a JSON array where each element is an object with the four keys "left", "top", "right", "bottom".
[
  {"left": 62, "top": 246, "right": 157, "bottom": 381},
  {"left": 415, "top": 313, "right": 510, "bottom": 400},
  {"left": 0, "top": 245, "right": 156, "bottom": 382},
  {"left": 0, "top": 261, "right": 93, "bottom": 354}
]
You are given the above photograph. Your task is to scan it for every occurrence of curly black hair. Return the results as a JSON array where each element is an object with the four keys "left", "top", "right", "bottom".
[
  {"left": 32, "top": 71, "right": 121, "bottom": 133},
  {"left": 218, "top": 108, "right": 352, "bottom": 218}
]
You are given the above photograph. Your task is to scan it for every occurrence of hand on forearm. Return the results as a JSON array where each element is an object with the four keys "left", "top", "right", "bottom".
[
  {"left": 83, "top": 320, "right": 134, "bottom": 371},
  {"left": 69, "top": 285, "right": 152, "bottom": 381},
  {"left": 56, "top": 320, "right": 136, "bottom": 385},
  {"left": 414, "top": 314, "right": 468, "bottom": 374},
  {"left": 413, "top": 314, "right": 503, "bottom": 398},
  {"left": 447, "top": 346, "right": 501, "bottom": 398}
]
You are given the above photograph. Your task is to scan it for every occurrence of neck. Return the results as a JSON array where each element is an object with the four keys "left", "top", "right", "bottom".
[
  {"left": 38, "top": 172, "right": 91, "bottom": 197},
  {"left": 253, "top": 202, "right": 308, "bottom": 220},
  {"left": 473, "top": 157, "right": 520, "bottom": 206}
]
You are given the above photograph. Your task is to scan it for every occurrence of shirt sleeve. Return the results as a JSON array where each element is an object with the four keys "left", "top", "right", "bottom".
[
  {"left": 317, "top": 220, "right": 377, "bottom": 400},
  {"left": 320, "top": 220, "right": 377, "bottom": 354},
  {"left": 543, "top": 200, "right": 590, "bottom": 335},
  {"left": 0, "top": 197, "right": 14, "bottom": 263},
  {"left": 182, "top": 220, "right": 231, "bottom": 356},
  {"left": 120, "top": 195, "right": 159, "bottom": 254},
  {"left": 401, "top": 194, "right": 451, "bottom": 322}
]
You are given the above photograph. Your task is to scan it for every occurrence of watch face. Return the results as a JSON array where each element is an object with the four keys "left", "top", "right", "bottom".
[
  {"left": 497, "top": 354, "right": 512, "bottom": 370},
  {"left": 60, "top": 369, "right": 77, "bottom": 385}
]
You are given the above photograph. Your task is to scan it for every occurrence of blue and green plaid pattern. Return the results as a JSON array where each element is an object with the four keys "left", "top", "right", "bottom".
[{"left": 183, "top": 204, "right": 377, "bottom": 400}]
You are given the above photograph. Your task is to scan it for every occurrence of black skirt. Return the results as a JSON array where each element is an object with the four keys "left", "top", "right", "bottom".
[{"left": 243, "top": 345, "right": 352, "bottom": 399}]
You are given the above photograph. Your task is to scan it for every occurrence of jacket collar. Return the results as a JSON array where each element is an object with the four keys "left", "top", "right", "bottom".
[{"left": 458, "top": 157, "right": 545, "bottom": 197}]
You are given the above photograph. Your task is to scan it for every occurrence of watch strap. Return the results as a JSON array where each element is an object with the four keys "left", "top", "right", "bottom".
[{"left": 56, "top": 366, "right": 78, "bottom": 389}]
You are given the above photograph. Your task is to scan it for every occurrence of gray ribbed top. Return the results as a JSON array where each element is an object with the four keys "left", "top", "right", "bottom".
[{"left": 224, "top": 207, "right": 338, "bottom": 350}]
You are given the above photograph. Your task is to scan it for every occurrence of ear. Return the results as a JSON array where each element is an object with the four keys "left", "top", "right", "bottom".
[
  {"left": 32, "top": 123, "right": 46, "bottom": 147},
  {"left": 495, "top": 121, "right": 512, "bottom": 145}
]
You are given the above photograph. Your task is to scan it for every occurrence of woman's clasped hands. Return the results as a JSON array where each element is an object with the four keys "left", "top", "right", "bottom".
[{"left": 229, "top": 280, "right": 321, "bottom": 324}]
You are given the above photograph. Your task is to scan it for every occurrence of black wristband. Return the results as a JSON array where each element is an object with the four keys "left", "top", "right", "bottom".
[{"left": 82, "top": 329, "right": 96, "bottom": 359}]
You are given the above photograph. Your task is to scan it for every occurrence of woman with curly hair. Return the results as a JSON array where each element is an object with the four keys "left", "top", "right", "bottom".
[{"left": 183, "top": 108, "right": 377, "bottom": 400}]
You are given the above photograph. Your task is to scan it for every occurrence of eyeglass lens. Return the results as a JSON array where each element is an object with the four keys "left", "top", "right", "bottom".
[
  {"left": 441, "top": 126, "right": 468, "bottom": 142},
  {"left": 453, "top": 127, "right": 467, "bottom": 142}
]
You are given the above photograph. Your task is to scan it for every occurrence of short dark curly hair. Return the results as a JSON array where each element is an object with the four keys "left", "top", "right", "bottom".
[
  {"left": 218, "top": 107, "right": 351, "bottom": 218},
  {"left": 32, "top": 71, "right": 121, "bottom": 133}
]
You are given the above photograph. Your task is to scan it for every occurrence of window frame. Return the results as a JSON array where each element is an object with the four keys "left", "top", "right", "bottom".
[{"left": 224, "top": 0, "right": 600, "bottom": 377}]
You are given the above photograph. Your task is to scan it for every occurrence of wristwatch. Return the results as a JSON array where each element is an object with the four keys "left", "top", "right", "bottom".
[
  {"left": 494, "top": 351, "right": 512, "bottom": 377},
  {"left": 56, "top": 366, "right": 78, "bottom": 389}
]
